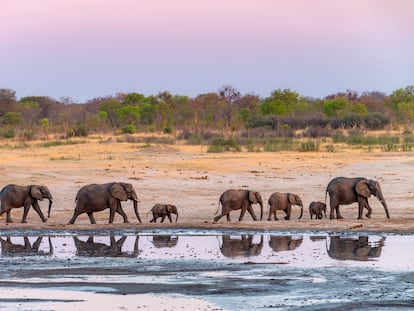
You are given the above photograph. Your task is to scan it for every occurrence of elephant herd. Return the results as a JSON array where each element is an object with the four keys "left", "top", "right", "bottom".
[
  {"left": 0, "top": 176, "right": 390, "bottom": 224},
  {"left": 0, "top": 182, "right": 177, "bottom": 224},
  {"left": 213, "top": 176, "right": 390, "bottom": 222}
]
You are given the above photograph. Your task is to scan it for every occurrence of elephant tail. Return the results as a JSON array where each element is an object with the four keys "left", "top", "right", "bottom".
[{"left": 215, "top": 199, "right": 221, "bottom": 215}]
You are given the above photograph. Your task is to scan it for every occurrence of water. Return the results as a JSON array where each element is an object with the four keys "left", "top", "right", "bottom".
[{"left": 0, "top": 231, "right": 414, "bottom": 310}]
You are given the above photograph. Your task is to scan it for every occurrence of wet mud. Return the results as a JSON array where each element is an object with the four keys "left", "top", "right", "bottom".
[{"left": 0, "top": 229, "right": 414, "bottom": 310}]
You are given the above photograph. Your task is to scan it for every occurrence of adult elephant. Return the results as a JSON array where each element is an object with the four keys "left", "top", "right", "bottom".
[
  {"left": 0, "top": 236, "right": 53, "bottom": 257},
  {"left": 267, "top": 192, "right": 303, "bottom": 220},
  {"left": 73, "top": 235, "right": 139, "bottom": 258},
  {"left": 219, "top": 235, "right": 263, "bottom": 258},
  {"left": 268, "top": 235, "right": 303, "bottom": 252},
  {"left": 213, "top": 189, "right": 263, "bottom": 222},
  {"left": 325, "top": 177, "right": 390, "bottom": 219},
  {"left": 327, "top": 236, "right": 385, "bottom": 261},
  {"left": 0, "top": 184, "right": 53, "bottom": 223},
  {"left": 68, "top": 182, "right": 142, "bottom": 224}
]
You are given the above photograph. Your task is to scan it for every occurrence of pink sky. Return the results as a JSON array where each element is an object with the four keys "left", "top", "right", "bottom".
[{"left": 2, "top": 0, "right": 413, "bottom": 101}]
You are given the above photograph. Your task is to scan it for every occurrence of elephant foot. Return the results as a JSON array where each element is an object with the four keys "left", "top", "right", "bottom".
[
  {"left": 365, "top": 214, "right": 371, "bottom": 219},
  {"left": 21, "top": 220, "right": 28, "bottom": 224},
  {"left": 337, "top": 216, "right": 344, "bottom": 219}
]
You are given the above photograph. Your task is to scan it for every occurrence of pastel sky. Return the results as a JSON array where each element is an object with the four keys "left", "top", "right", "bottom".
[{"left": 2, "top": 0, "right": 413, "bottom": 102}]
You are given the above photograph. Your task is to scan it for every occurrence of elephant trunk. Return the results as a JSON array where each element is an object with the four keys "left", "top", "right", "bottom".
[
  {"left": 377, "top": 189, "right": 390, "bottom": 219},
  {"left": 133, "top": 199, "right": 142, "bottom": 223},
  {"left": 298, "top": 204, "right": 303, "bottom": 219},
  {"left": 259, "top": 202, "right": 263, "bottom": 221},
  {"left": 48, "top": 199, "right": 53, "bottom": 218}
]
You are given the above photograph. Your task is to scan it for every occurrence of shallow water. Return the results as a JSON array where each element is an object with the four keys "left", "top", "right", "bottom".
[{"left": 1, "top": 231, "right": 414, "bottom": 310}]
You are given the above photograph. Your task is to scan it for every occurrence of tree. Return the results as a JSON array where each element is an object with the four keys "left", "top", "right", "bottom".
[{"left": 260, "top": 89, "right": 305, "bottom": 117}]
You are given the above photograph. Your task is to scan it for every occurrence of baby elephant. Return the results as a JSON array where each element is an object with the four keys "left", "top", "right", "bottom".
[
  {"left": 150, "top": 204, "right": 178, "bottom": 223},
  {"left": 309, "top": 201, "right": 327, "bottom": 219}
]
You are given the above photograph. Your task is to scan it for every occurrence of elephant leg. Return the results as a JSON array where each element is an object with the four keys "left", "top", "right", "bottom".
[
  {"left": 87, "top": 212, "right": 97, "bottom": 224},
  {"left": 161, "top": 215, "right": 166, "bottom": 223},
  {"left": 284, "top": 207, "right": 291, "bottom": 220},
  {"left": 239, "top": 205, "right": 248, "bottom": 221},
  {"left": 167, "top": 213, "right": 172, "bottom": 223},
  {"left": 226, "top": 213, "right": 231, "bottom": 221},
  {"left": 22, "top": 205, "right": 30, "bottom": 223},
  {"left": 115, "top": 204, "right": 129, "bottom": 223},
  {"left": 68, "top": 211, "right": 78, "bottom": 224},
  {"left": 150, "top": 213, "right": 157, "bottom": 223},
  {"left": 30, "top": 201, "right": 47, "bottom": 223},
  {"left": 246, "top": 205, "right": 258, "bottom": 221},
  {"left": 6, "top": 211, "right": 13, "bottom": 223},
  {"left": 365, "top": 203, "right": 372, "bottom": 219}
]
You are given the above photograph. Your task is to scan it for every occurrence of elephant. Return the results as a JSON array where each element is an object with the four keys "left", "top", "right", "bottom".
[
  {"left": 0, "top": 236, "right": 53, "bottom": 257},
  {"left": 325, "top": 177, "right": 390, "bottom": 219},
  {"left": 219, "top": 235, "right": 263, "bottom": 258},
  {"left": 267, "top": 192, "right": 303, "bottom": 220},
  {"left": 149, "top": 204, "right": 178, "bottom": 223},
  {"left": 327, "top": 236, "right": 385, "bottom": 261},
  {"left": 268, "top": 235, "right": 303, "bottom": 252},
  {"left": 213, "top": 189, "right": 263, "bottom": 222},
  {"left": 151, "top": 235, "right": 179, "bottom": 248},
  {"left": 309, "top": 201, "right": 327, "bottom": 219},
  {"left": 0, "top": 184, "right": 53, "bottom": 223},
  {"left": 73, "top": 235, "right": 139, "bottom": 257},
  {"left": 68, "top": 182, "right": 141, "bottom": 224}
]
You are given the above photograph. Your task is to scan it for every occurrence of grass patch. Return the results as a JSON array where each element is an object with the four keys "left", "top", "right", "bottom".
[
  {"left": 39, "top": 140, "right": 87, "bottom": 147},
  {"left": 264, "top": 138, "right": 297, "bottom": 152},
  {"left": 207, "top": 137, "right": 241, "bottom": 152}
]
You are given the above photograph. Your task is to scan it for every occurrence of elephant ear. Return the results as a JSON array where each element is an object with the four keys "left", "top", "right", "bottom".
[
  {"left": 109, "top": 183, "right": 128, "bottom": 201},
  {"left": 248, "top": 191, "right": 258, "bottom": 203},
  {"left": 287, "top": 193, "right": 296, "bottom": 205},
  {"left": 355, "top": 180, "right": 371, "bottom": 198},
  {"left": 30, "top": 186, "right": 43, "bottom": 200}
]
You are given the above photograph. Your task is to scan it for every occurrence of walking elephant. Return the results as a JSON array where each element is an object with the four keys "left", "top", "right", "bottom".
[
  {"left": 73, "top": 235, "right": 139, "bottom": 257},
  {"left": 327, "top": 236, "right": 385, "bottom": 261},
  {"left": 68, "top": 182, "right": 142, "bottom": 224},
  {"left": 151, "top": 235, "right": 179, "bottom": 248},
  {"left": 219, "top": 235, "right": 263, "bottom": 258},
  {"left": 213, "top": 189, "right": 263, "bottom": 222},
  {"left": 149, "top": 204, "right": 178, "bottom": 223},
  {"left": 0, "top": 184, "right": 53, "bottom": 223},
  {"left": 309, "top": 201, "right": 326, "bottom": 219},
  {"left": 268, "top": 192, "right": 303, "bottom": 220},
  {"left": 0, "top": 236, "right": 53, "bottom": 257},
  {"left": 268, "top": 235, "right": 303, "bottom": 252},
  {"left": 325, "top": 177, "right": 390, "bottom": 219}
]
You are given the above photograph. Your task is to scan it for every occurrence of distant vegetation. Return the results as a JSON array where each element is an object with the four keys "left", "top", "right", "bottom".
[{"left": 1, "top": 85, "right": 414, "bottom": 152}]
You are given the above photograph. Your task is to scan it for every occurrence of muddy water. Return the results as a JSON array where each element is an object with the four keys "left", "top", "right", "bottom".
[{"left": 0, "top": 230, "right": 414, "bottom": 310}]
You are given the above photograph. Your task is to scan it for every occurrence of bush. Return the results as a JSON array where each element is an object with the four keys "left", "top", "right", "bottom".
[
  {"left": 122, "top": 124, "right": 136, "bottom": 134},
  {"left": 207, "top": 137, "right": 241, "bottom": 152},
  {"left": 299, "top": 140, "right": 320, "bottom": 152}
]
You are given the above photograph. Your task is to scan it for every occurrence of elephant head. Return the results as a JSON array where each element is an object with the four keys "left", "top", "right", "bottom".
[
  {"left": 167, "top": 205, "right": 178, "bottom": 223},
  {"left": 249, "top": 191, "right": 263, "bottom": 220},
  {"left": 355, "top": 179, "right": 389, "bottom": 218},
  {"left": 30, "top": 185, "right": 53, "bottom": 218},
  {"left": 288, "top": 193, "right": 303, "bottom": 219},
  {"left": 109, "top": 182, "right": 140, "bottom": 221}
]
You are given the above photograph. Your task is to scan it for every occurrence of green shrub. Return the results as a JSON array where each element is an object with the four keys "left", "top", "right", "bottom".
[
  {"left": 122, "top": 124, "right": 136, "bottom": 134},
  {"left": 207, "top": 137, "right": 240, "bottom": 152},
  {"left": 264, "top": 138, "right": 296, "bottom": 151}
]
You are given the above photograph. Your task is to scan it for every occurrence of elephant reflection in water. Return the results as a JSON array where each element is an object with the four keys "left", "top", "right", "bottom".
[
  {"left": 73, "top": 235, "right": 139, "bottom": 257},
  {"left": 0, "top": 236, "right": 53, "bottom": 256},
  {"left": 220, "top": 235, "right": 263, "bottom": 258},
  {"left": 327, "top": 236, "right": 385, "bottom": 261},
  {"left": 268, "top": 235, "right": 303, "bottom": 252},
  {"left": 151, "top": 235, "right": 179, "bottom": 248}
]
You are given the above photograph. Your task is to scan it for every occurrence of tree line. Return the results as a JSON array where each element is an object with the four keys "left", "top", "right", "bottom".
[{"left": 0, "top": 85, "right": 413, "bottom": 142}]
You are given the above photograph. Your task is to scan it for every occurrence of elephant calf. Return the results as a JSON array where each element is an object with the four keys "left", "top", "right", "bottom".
[
  {"left": 150, "top": 204, "right": 178, "bottom": 223},
  {"left": 309, "top": 201, "right": 326, "bottom": 219},
  {"left": 268, "top": 192, "right": 303, "bottom": 220}
]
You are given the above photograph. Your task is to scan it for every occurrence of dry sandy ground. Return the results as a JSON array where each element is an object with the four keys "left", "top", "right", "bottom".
[{"left": 1, "top": 137, "right": 414, "bottom": 233}]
